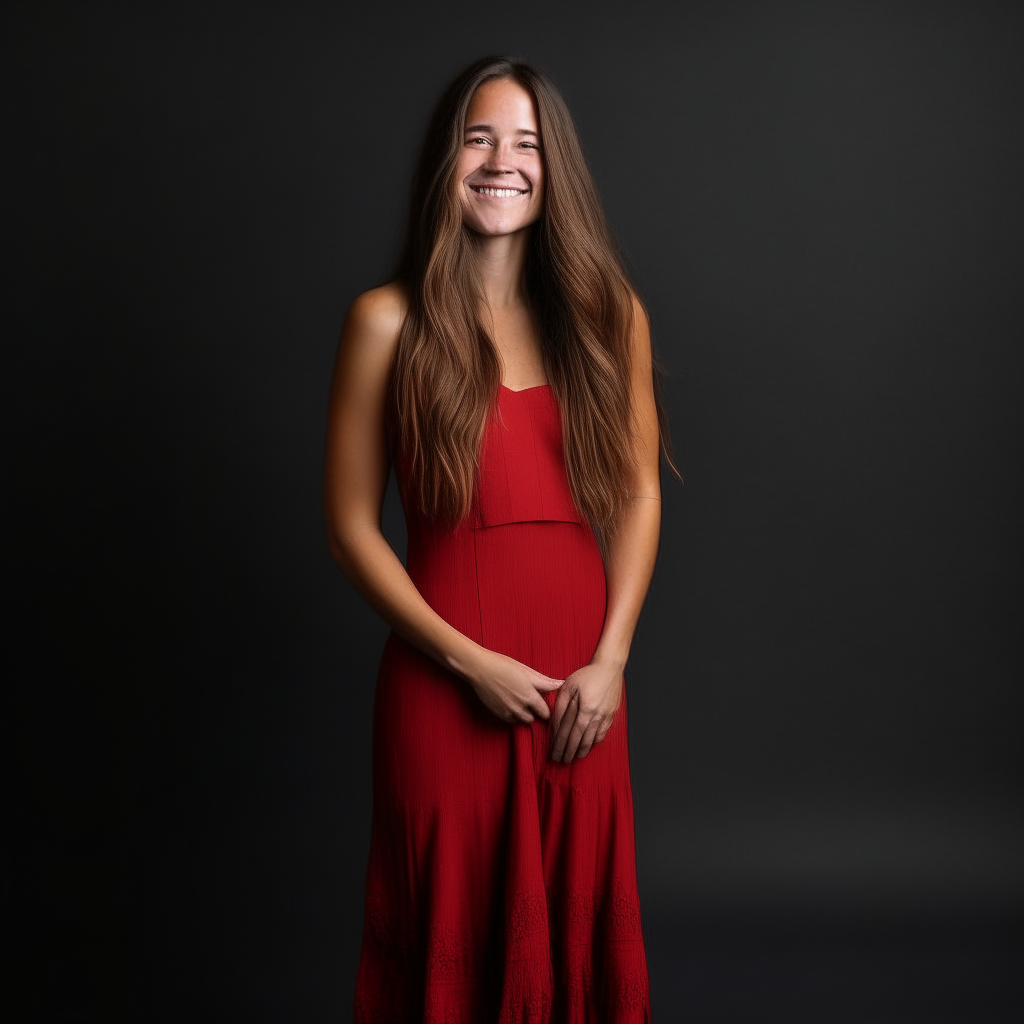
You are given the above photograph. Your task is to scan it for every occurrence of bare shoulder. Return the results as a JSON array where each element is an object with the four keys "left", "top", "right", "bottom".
[
  {"left": 345, "top": 280, "right": 409, "bottom": 346},
  {"left": 627, "top": 289, "right": 650, "bottom": 332},
  {"left": 335, "top": 281, "right": 409, "bottom": 392},
  {"left": 625, "top": 289, "right": 653, "bottom": 365}
]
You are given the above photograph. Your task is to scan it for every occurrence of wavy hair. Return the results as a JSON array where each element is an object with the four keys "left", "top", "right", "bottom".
[{"left": 390, "top": 55, "right": 679, "bottom": 535}]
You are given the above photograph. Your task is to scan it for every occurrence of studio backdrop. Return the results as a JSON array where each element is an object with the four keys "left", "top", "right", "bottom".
[{"left": 7, "top": 2, "right": 1022, "bottom": 1021}]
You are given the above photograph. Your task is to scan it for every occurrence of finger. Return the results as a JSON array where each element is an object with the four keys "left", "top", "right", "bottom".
[
  {"left": 512, "top": 704, "right": 536, "bottom": 729},
  {"left": 495, "top": 694, "right": 533, "bottom": 726},
  {"left": 561, "top": 710, "right": 590, "bottom": 763},
  {"left": 594, "top": 708, "right": 618, "bottom": 743},
  {"left": 550, "top": 691, "right": 579, "bottom": 761},
  {"left": 530, "top": 676, "right": 562, "bottom": 721},
  {"left": 535, "top": 674, "right": 564, "bottom": 692},
  {"left": 549, "top": 684, "right": 575, "bottom": 739},
  {"left": 574, "top": 716, "right": 602, "bottom": 759},
  {"left": 528, "top": 692, "right": 552, "bottom": 721}
]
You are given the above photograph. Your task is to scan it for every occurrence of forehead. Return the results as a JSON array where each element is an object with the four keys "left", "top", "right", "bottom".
[{"left": 465, "top": 77, "right": 539, "bottom": 131}]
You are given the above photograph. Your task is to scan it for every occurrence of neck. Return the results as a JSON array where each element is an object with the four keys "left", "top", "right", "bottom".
[{"left": 471, "top": 227, "right": 531, "bottom": 309}]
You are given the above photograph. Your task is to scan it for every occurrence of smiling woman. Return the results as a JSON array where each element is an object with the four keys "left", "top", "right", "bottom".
[
  {"left": 459, "top": 80, "right": 545, "bottom": 236},
  {"left": 324, "top": 54, "right": 678, "bottom": 1024}
]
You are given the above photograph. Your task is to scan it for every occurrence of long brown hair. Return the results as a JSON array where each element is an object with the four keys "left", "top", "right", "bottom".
[{"left": 390, "top": 55, "right": 680, "bottom": 535}]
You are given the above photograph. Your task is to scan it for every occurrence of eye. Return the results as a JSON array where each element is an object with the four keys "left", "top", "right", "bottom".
[{"left": 466, "top": 136, "right": 491, "bottom": 146}]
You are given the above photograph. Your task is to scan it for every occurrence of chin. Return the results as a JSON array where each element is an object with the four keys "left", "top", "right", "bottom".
[{"left": 468, "top": 216, "right": 537, "bottom": 237}]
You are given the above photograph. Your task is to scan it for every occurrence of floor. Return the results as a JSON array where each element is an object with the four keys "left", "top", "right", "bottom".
[{"left": 645, "top": 909, "right": 1023, "bottom": 1023}]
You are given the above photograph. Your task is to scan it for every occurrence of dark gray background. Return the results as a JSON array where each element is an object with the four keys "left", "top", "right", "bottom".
[{"left": 6, "top": 2, "right": 1022, "bottom": 1021}]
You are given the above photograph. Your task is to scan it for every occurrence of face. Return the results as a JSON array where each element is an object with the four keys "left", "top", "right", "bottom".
[{"left": 456, "top": 77, "right": 544, "bottom": 237}]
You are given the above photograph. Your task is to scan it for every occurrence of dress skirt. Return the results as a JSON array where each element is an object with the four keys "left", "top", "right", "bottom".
[{"left": 353, "top": 385, "right": 651, "bottom": 1023}]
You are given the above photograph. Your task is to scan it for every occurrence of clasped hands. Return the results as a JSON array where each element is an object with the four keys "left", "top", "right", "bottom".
[{"left": 466, "top": 649, "right": 623, "bottom": 762}]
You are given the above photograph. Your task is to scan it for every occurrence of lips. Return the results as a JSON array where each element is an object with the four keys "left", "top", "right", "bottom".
[{"left": 470, "top": 185, "right": 529, "bottom": 197}]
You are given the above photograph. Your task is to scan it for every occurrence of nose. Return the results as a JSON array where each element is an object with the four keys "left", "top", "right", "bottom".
[{"left": 480, "top": 143, "right": 517, "bottom": 175}]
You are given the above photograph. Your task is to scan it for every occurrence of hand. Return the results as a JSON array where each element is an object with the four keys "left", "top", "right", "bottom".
[
  {"left": 465, "top": 648, "right": 564, "bottom": 725},
  {"left": 549, "top": 659, "right": 623, "bottom": 762}
]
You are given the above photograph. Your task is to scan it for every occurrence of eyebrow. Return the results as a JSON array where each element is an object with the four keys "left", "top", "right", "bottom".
[{"left": 464, "top": 123, "right": 539, "bottom": 138}]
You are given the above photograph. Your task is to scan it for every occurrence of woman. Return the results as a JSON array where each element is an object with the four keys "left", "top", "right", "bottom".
[{"left": 324, "top": 55, "right": 678, "bottom": 1024}]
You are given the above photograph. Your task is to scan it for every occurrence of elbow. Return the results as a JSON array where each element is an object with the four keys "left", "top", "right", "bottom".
[
  {"left": 325, "top": 519, "right": 379, "bottom": 582},
  {"left": 326, "top": 529, "right": 358, "bottom": 579},
  {"left": 326, "top": 534, "right": 349, "bottom": 574}
]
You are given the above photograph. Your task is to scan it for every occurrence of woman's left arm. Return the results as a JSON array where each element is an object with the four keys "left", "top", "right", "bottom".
[{"left": 550, "top": 296, "right": 664, "bottom": 763}]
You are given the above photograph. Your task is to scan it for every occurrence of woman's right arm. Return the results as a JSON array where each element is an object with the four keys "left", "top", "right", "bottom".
[{"left": 322, "top": 284, "right": 563, "bottom": 723}]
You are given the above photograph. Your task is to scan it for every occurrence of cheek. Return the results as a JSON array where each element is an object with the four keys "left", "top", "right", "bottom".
[
  {"left": 530, "top": 175, "right": 544, "bottom": 211},
  {"left": 453, "top": 166, "right": 474, "bottom": 209},
  {"left": 455, "top": 153, "right": 472, "bottom": 179},
  {"left": 531, "top": 165, "right": 544, "bottom": 200},
  {"left": 457, "top": 187, "right": 482, "bottom": 227}
]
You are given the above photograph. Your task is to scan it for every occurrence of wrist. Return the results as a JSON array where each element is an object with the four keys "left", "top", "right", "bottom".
[
  {"left": 590, "top": 646, "right": 628, "bottom": 673},
  {"left": 445, "top": 637, "right": 490, "bottom": 685}
]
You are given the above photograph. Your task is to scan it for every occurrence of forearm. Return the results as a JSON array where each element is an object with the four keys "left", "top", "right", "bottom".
[
  {"left": 592, "top": 497, "right": 662, "bottom": 671},
  {"left": 329, "top": 522, "right": 487, "bottom": 682}
]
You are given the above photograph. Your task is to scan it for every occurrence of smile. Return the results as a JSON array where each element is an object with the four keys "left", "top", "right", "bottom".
[{"left": 471, "top": 186, "right": 528, "bottom": 197}]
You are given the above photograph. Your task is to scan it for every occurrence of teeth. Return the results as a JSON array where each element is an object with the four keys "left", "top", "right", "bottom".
[{"left": 473, "top": 187, "right": 526, "bottom": 197}]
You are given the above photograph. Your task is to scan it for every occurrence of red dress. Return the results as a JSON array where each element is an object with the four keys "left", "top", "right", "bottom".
[{"left": 353, "top": 384, "right": 651, "bottom": 1023}]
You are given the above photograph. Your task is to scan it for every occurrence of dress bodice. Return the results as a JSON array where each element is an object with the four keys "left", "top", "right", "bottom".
[
  {"left": 396, "top": 384, "right": 584, "bottom": 533},
  {"left": 468, "top": 384, "right": 582, "bottom": 529}
]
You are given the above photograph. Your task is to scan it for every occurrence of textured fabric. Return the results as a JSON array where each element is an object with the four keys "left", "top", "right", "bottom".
[{"left": 353, "top": 384, "right": 651, "bottom": 1024}]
